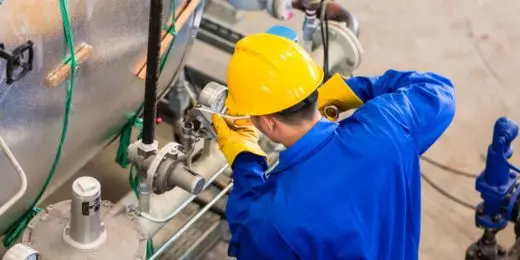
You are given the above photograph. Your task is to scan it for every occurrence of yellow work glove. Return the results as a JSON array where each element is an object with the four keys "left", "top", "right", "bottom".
[
  {"left": 211, "top": 114, "right": 267, "bottom": 166},
  {"left": 317, "top": 73, "right": 364, "bottom": 121}
]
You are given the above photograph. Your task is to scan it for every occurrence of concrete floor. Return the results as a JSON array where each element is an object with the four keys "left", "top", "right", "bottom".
[
  {"left": 46, "top": 0, "right": 520, "bottom": 259},
  {"left": 189, "top": 0, "right": 520, "bottom": 259}
]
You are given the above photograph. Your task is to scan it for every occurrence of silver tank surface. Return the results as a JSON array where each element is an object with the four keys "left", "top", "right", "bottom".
[{"left": 0, "top": 0, "right": 203, "bottom": 233}]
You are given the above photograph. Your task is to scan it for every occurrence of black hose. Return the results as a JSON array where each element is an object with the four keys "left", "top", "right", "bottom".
[{"left": 142, "top": 0, "right": 163, "bottom": 144}]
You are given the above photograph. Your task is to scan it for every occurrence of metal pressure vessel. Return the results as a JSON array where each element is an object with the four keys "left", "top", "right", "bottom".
[{"left": 0, "top": 0, "right": 203, "bottom": 233}]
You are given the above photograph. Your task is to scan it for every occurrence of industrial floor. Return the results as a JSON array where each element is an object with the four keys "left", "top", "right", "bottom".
[{"left": 47, "top": 0, "right": 520, "bottom": 259}]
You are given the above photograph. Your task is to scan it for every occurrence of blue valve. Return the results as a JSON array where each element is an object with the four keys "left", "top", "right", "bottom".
[{"left": 475, "top": 116, "right": 520, "bottom": 229}]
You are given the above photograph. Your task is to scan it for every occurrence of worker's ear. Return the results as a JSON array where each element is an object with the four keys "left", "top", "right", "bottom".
[{"left": 252, "top": 115, "right": 276, "bottom": 134}]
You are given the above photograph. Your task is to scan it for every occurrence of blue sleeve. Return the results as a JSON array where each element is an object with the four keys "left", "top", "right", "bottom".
[
  {"left": 225, "top": 153, "right": 297, "bottom": 259},
  {"left": 229, "top": 152, "right": 268, "bottom": 199},
  {"left": 346, "top": 69, "right": 456, "bottom": 154}
]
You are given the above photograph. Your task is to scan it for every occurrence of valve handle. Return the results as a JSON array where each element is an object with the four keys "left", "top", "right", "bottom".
[{"left": 491, "top": 116, "right": 519, "bottom": 154}]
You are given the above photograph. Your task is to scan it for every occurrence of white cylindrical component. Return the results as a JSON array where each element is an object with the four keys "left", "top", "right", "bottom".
[
  {"left": 63, "top": 176, "right": 107, "bottom": 250},
  {"left": 2, "top": 243, "right": 40, "bottom": 260}
]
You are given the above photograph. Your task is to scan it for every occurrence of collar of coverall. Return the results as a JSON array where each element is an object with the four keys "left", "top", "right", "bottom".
[{"left": 270, "top": 117, "right": 338, "bottom": 174}]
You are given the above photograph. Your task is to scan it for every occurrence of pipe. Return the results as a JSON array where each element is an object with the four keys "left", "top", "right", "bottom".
[
  {"left": 302, "top": 9, "right": 318, "bottom": 53},
  {"left": 118, "top": 143, "right": 229, "bottom": 237},
  {"left": 142, "top": 0, "right": 163, "bottom": 145},
  {"left": 292, "top": 1, "right": 360, "bottom": 37},
  {"left": 136, "top": 163, "right": 228, "bottom": 223},
  {"left": 149, "top": 183, "right": 234, "bottom": 260},
  {"left": 0, "top": 134, "right": 27, "bottom": 217},
  {"left": 138, "top": 168, "right": 151, "bottom": 212}
]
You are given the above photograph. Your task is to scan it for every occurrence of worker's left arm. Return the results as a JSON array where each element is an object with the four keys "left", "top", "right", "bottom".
[
  {"left": 225, "top": 153, "right": 298, "bottom": 259},
  {"left": 212, "top": 115, "right": 297, "bottom": 258},
  {"left": 318, "top": 70, "right": 456, "bottom": 154}
]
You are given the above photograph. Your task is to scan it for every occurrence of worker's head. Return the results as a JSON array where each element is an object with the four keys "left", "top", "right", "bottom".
[{"left": 225, "top": 33, "right": 323, "bottom": 146}]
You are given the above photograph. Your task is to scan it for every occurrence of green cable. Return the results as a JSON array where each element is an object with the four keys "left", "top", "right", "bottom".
[
  {"left": 2, "top": 0, "right": 77, "bottom": 248},
  {"left": 117, "top": 1, "right": 179, "bottom": 258}
]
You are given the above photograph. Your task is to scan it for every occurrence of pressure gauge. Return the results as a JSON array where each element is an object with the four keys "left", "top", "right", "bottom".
[
  {"left": 2, "top": 243, "right": 41, "bottom": 260},
  {"left": 197, "top": 82, "right": 228, "bottom": 113}
]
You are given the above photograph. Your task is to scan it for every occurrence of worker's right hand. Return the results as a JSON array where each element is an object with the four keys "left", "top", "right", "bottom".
[
  {"left": 212, "top": 114, "right": 266, "bottom": 166},
  {"left": 317, "top": 73, "right": 364, "bottom": 121}
]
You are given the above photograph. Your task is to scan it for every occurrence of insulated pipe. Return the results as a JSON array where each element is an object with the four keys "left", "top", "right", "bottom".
[
  {"left": 292, "top": 1, "right": 360, "bottom": 37},
  {"left": 142, "top": 0, "right": 163, "bottom": 145},
  {"left": 149, "top": 183, "right": 234, "bottom": 260},
  {"left": 0, "top": 134, "right": 27, "bottom": 217}
]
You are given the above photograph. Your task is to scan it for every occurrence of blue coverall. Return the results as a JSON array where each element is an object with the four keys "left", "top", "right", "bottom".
[{"left": 226, "top": 70, "right": 456, "bottom": 260}]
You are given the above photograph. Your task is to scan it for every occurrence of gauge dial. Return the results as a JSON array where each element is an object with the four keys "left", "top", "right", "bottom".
[{"left": 198, "top": 82, "right": 228, "bottom": 113}]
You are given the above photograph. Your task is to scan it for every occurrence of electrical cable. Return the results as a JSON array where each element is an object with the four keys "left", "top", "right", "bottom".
[
  {"left": 420, "top": 156, "right": 478, "bottom": 178},
  {"left": 319, "top": 0, "right": 330, "bottom": 81},
  {"left": 421, "top": 173, "right": 476, "bottom": 210},
  {"left": 2, "top": 0, "right": 77, "bottom": 248},
  {"left": 419, "top": 156, "right": 478, "bottom": 211}
]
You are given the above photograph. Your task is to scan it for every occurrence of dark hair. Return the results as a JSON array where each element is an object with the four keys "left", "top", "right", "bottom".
[{"left": 273, "top": 91, "right": 318, "bottom": 125}]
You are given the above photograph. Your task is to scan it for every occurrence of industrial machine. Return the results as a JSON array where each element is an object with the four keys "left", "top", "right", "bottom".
[{"left": 0, "top": 0, "right": 363, "bottom": 259}]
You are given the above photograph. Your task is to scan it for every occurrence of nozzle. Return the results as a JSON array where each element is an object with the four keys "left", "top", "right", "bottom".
[{"left": 323, "top": 105, "right": 339, "bottom": 121}]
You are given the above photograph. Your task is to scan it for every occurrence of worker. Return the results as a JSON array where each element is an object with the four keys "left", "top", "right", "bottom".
[{"left": 211, "top": 33, "right": 456, "bottom": 260}]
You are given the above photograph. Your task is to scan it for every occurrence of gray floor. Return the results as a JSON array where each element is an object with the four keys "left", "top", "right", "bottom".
[
  {"left": 47, "top": 0, "right": 520, "bottom": 259},
  {"left": 189, "top": 1, "right": 520, "bottom": 258}
]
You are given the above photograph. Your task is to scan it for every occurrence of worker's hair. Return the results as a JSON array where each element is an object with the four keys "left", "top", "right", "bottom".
[{"left": 273, "top": 91, "right": 318, "bottom": 125}]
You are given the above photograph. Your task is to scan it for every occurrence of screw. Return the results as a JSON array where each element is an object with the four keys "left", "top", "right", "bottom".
[{"left": 493, "top": 214, "right": 502, "bottom": 222}]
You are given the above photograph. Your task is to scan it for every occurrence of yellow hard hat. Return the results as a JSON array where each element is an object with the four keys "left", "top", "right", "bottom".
[{"left": 225, "top": 33, "right": 324, "bottom": 116}]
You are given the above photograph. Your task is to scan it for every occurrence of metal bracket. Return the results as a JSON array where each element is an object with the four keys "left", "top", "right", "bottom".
[{"left": 0, "top": 41, "right": 34, "bottom": 85}]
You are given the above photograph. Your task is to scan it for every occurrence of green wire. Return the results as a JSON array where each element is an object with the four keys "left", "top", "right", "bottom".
[
  {"left": 121, "top": 1, "right": 179, "bottom": 258},
  {"left": 2, "top": 0, "right": 77, "bottom": 248}
]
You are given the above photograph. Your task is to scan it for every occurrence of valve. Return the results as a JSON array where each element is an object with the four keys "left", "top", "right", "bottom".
[
  {"left": 475, "top": 117, "right": 519, "bottom": 230},
  {"left": 466, "top": 116, "right": 520, "bottom": 259},
  {"left": 0, "top": 41, "right": 34, "bottom": 85}
]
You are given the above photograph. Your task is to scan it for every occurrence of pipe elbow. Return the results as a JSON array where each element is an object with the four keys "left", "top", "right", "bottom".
[{"left": 292, "top": 1, "right": 360, "bottom": 37}]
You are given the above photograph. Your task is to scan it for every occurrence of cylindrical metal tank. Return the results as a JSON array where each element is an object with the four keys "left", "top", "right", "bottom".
[{"left": 0, "top": 0, "right": 204, "bottom": 233}]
